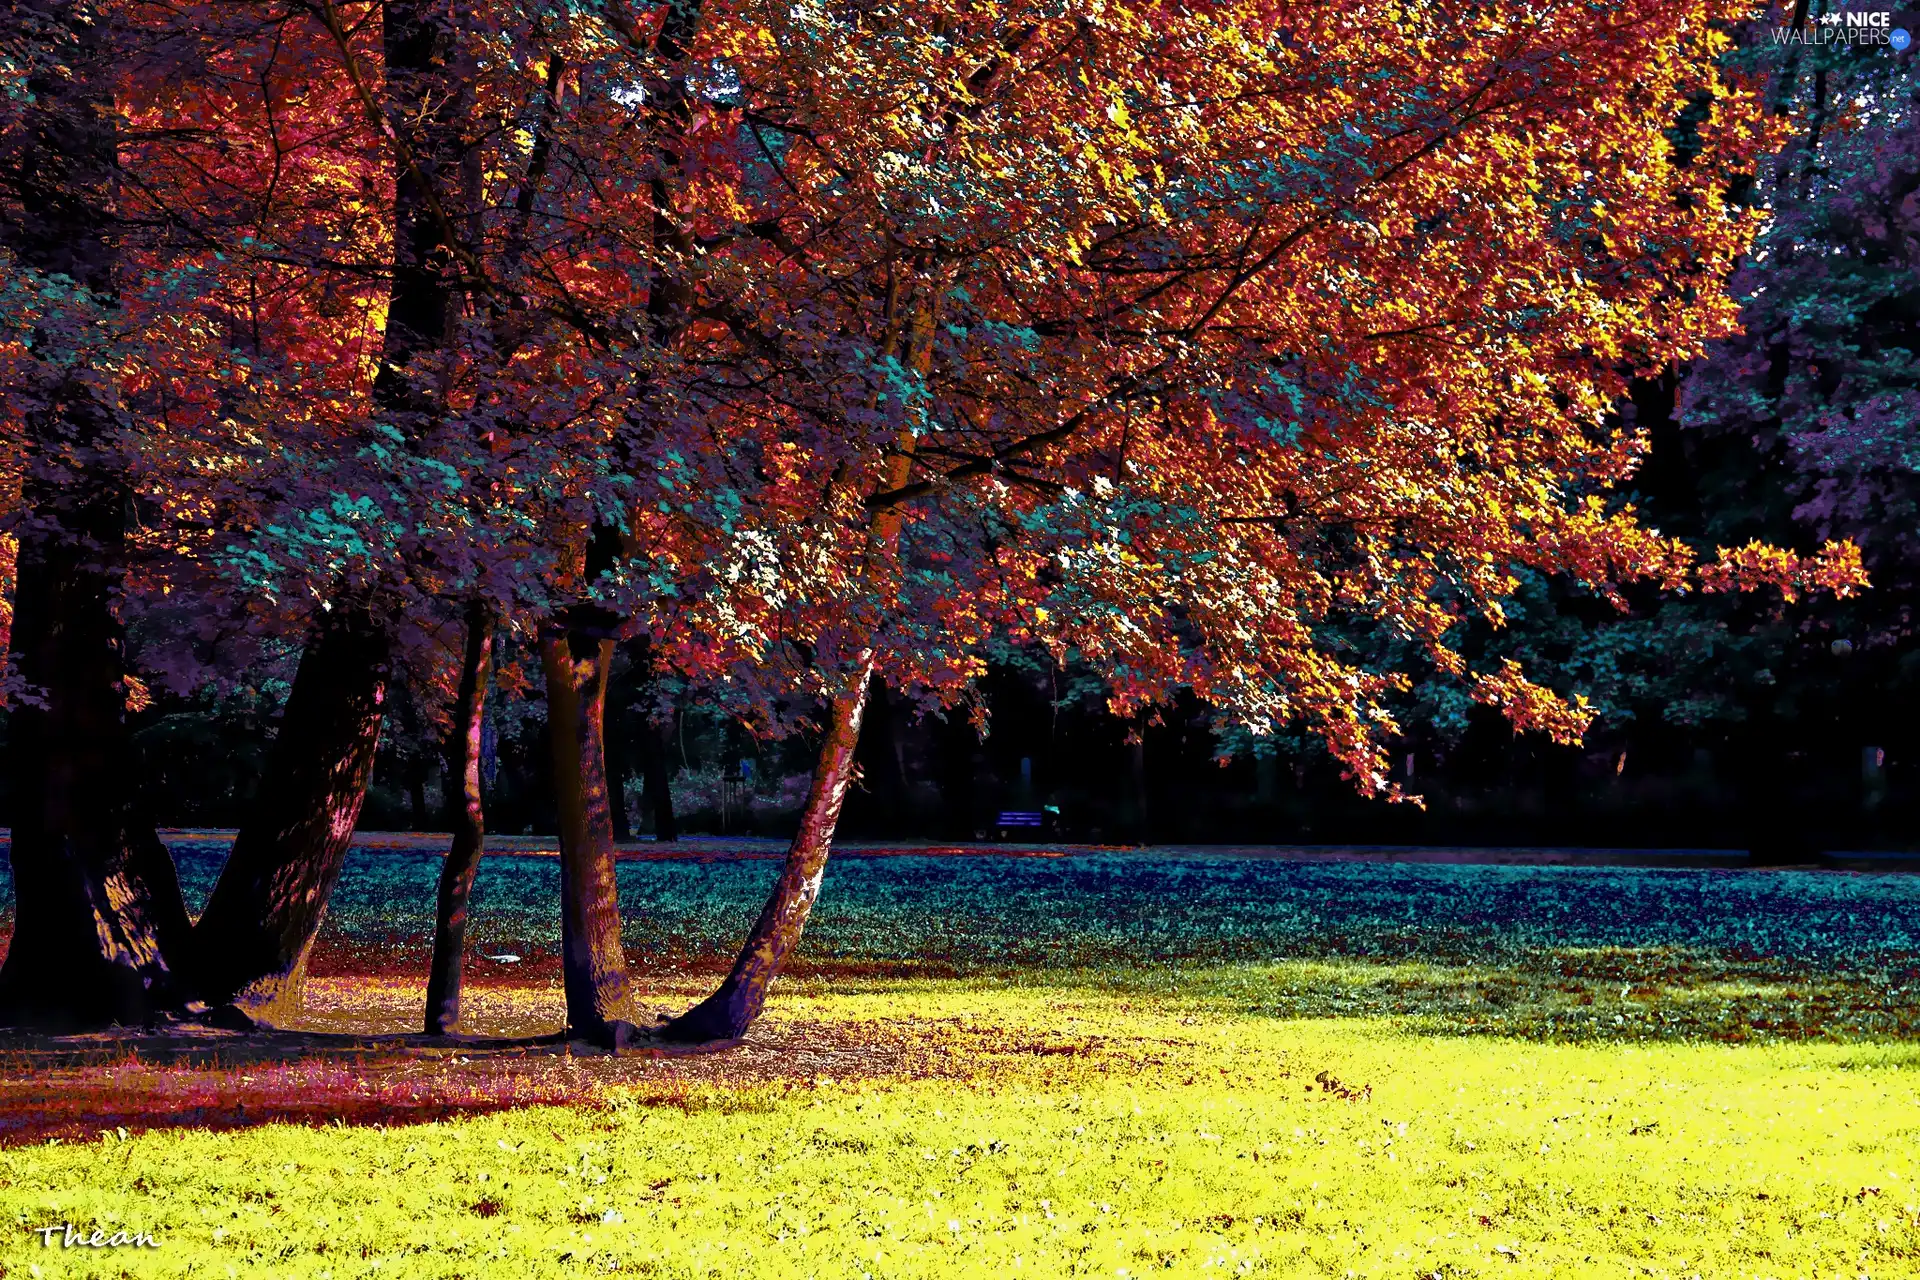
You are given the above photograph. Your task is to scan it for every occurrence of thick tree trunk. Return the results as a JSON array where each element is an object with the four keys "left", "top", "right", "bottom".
[
  {"left": 423, "top": 602, "right": 492, "bottom": 1034},
  {"left": 662, "top": 664, "right": 872, "bottom": 1044},
  {"left": 186, "top": 0, "right": 471, "bottom": 1029},
  {"left": 0, "top": 485, "right": 195, "bottom": 1029},
  {"left": 189, "top": 614, "right": 390, "bottom": 1024},
  {"left": 540, "top": 615, "right": 637, "bottom": 1045},
  {"left": 0, "top": 0, "right": 194, "bottom": 1030}
]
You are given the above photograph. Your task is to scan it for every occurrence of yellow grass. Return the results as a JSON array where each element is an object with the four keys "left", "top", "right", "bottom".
[{"left": 3, "top": 967, "right": 1919, "bottom": 1278}]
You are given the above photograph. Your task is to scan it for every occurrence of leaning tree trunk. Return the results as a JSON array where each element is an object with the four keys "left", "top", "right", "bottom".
[
  {"left": 0, "top": 0, "right": 194, "bottom": 1031},
  {"left": 661, "top": 665, "right": 873, "bottom": 1044},
  {"left": 423, "top": 602, "right": 493, "bottom": 1034},
  {"left": 189, "top": 613, "right": 390, "bottom": 1024},
  {"left": 662, "top": 283, "right": 931, "bottom": 1046},
  {"left": 190, "top": 0, "right": 472, "bottom": 1028},
  {"left": 540, "top": 613, "right": 638, "bottom": 1045}
]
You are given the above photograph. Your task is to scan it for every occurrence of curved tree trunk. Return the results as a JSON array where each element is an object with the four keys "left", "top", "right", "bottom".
[
  {"left": 0, "top": 0, "right": 193, "bottom": 1031},
  {"left": 189, "top": 613, "right": 390, "bottom": 1024},
  {"left": 661, "top": 665, "right": 872, "bottom": 1044},
  {"left": 540, "top": 615, "right": 637, "bottom": 1045},
  {"left": 663, "top": 279, "right": 931, "bottom": 1046},
  {"left": 423, "top": 602, "right": 493, "bottom": 1034},
  {"left": 189, "top": 0, "right": 473, "bottom": 1030}
]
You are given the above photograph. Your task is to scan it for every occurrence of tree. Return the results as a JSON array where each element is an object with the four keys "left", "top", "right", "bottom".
[
  {"left": 1678, "top": 10, "right": 1919, "bottom": 854},
  {"left": 0, "top": 0, "right": 194, "bottom": 1029},
  {"left": 636, "top": 0, "right": 1863, "bottom": 1042},
  {"left": 0, "top": 0, "right": 1869, "bottom": 1044},
  {"left": 424, "top": 601, "right": 493, "bottom": 1033},
  {"left": 187, "top": 0, "right": 484, "bottom": 1024}
]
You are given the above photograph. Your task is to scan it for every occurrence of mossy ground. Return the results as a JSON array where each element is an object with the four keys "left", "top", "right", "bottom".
[{"left": 3, "top": 851, "right": 1919, "bottom": 1277}]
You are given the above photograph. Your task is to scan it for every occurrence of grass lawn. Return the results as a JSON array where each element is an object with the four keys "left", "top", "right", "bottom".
[{"left": 2, "top": 847, "right": 1919, "bottom": 1278}]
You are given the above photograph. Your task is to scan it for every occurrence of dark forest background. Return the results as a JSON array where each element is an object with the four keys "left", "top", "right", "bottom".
[{"left": 15, "top": 378, "right": 1913, "bottom": 858}]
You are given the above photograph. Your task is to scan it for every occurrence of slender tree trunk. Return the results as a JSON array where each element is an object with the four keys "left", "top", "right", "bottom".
[
  {"left": 0, "top": 0, "right": 193, "bottom": 1030},
  {"left": 189, "top": 613, "right": 390, "bottom": 1024},
  {"left": 936, "top": 710, "right": 979, "bottom": 840},
  {"left": 639, "top": 719, "right": 679, "bottom": 841},
  {"left": 661, "top": 664, "right": 872, "bottom": 1043},
  {"left": 407, "top": 763, "right": 429, "bottom": 831},
  {"left": 606, "top": 713, "right": 633, "bottom": 842},
  {"left": 423, "top": 601, "right": 492, "bottom": 1034},
  {"left": 622, "top": 636, "right": 678, "bottom": 842},
  {"left": 853, "top": 681, "right": 907, "bottom": 834},
  {"left": 662, "top": 279, "right": 932, "bottom": 1045},
  {"left": 1128, "top": 714, "right": 1149, "bottom": 846},
  {"left": 540, "top": 614, "right": 637, "bottom": 1045},
  {"left": 1738, "top": 713, "right": 1815, "bottom": 865}
]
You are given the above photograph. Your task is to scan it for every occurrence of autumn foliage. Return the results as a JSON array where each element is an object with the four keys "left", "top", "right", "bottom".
[{"left": 0, "top": 0, "right": 1869, "bottom": 1035}]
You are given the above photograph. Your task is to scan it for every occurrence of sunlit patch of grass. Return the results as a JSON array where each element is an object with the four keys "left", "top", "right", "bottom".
[
  {"left": 6, "top": 853, "right": 1920, "bottom": 1274},
  {"left": 5, "top": 975, "right": 1920, "bottom": 1278}
]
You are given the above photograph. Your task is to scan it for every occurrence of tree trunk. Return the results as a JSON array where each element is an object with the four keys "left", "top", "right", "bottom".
[
  {"left": 935, "top": 709, "right": 979, "bottom": 839},
  {"left": 407, "top": 761, "right": 429, "bottom": 831},
  {"left": 622, "top": 637, "right": 678, "bottom": 843},
  {"left": 662, "top": 280, "right": 931, "bottom": 1045},
  {"left": 661, "top": 664, "right": 872, "bottom": 1044},
  {"left": 0, "top": 476, "right": 195, "bottom": 1029},
  {"left": 852, "top": 680, "right": 907, "bottom": 835},
  {"left": 540, "top": 615, "right": 637, "bottom": 1045},
  {"left": 1738, "top": 715, "right": 1815, "bottom": 865},
  {"left": 639, "top": 718, "right": 679, "bottom": 842},
  {"left": 1128, "top": 715, "right": 1149, "bottom": 846},
  {"left": 606, "top": 713, "right": 633, "bottom": 842},
  {"left": 189, "top": 613, "right": 390, "bottom": 1024},
  {"left": 185, "top": 0, "right": 473, "bottom": 1029},
  {"left": 423, "top": 601, "right": 492, "bottom": 1034},
  {"left": 0, "top": 0, "right": 193, "bottom": 1030}
]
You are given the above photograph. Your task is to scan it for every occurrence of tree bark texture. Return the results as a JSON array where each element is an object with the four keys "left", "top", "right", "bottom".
[
  {"left": 189, "top": 614, "right": 390, "bottom": 1023},
  {"left": 0, "top": 0, "right": 194, "bottom": 1030},
  {"left": 540, "top": 617, "right": 636, "bottom": 1043},
  {"left": 423, "top": 602, "right": 493, "bottom": 1034}
]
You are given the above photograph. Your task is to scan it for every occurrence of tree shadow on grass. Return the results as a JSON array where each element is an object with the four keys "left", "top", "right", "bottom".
[{"left": 0, "top": 1014, "right": 955, "bottom": 1145}]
